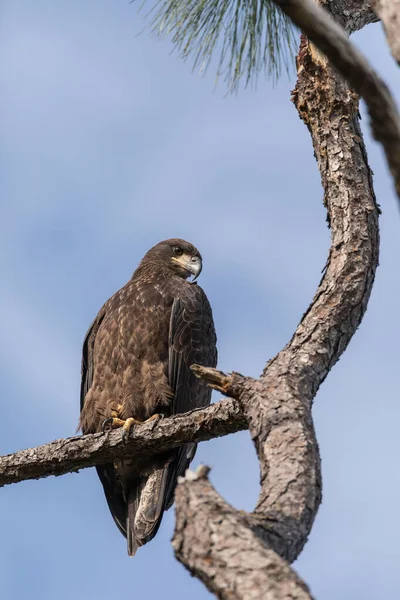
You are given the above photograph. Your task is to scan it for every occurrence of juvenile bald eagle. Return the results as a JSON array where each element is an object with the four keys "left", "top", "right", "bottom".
[{"left": 79, "top": 239, "right": 217, "bottom": 556}]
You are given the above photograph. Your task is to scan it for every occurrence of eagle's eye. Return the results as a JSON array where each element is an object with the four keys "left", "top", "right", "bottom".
[{"left": 172, "top": 246, "right": 183, "bottom": 256}]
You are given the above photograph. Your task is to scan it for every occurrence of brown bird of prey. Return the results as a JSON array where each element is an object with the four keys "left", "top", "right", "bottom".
[{"left": 79, "top": 239, "right": 217, "bottom": 556}]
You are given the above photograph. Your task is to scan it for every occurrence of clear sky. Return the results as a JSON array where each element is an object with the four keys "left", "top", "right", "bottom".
[{"left": 1, "top": 2, "right": 399, "bottom": 599}]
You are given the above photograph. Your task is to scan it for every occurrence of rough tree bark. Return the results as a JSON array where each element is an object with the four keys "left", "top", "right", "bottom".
[
  {"left": 0, "top": 1, "right": 396, "bottom": 598},
  {"left": 373, "top": 0, "right": 400, "bottom": 64},
  {"left": 0, "top": 399, "right": 246, "bottom": 487},
  {"left": 270, "top": 0, "right": 400, "bottom": 201},
  {"left": 172, "top": 0, "right": 380, "bottom": 596}
]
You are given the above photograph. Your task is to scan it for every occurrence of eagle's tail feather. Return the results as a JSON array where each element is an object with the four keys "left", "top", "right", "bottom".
[{"left": 126, "top": 468, "right": 169, "bottom": 557}]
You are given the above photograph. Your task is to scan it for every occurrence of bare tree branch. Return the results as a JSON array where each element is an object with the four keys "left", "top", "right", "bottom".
[
  {"left": 372, "top": 0, "right": 400, "bottom": 65},
  {"left": 173, "top": 466, "right": 314, "bottom": 600},
  {"left": 171, "top": 1, "right": 380, "bottom": 596},
  {"left": 0, "top": 399, "right": 246, "bottom": 488},
  {"left": 327, "top": 0, "right": 379, "bottom": 31},
  {"left": 269, "top": 0, "right": 400, "bottom": 201}
]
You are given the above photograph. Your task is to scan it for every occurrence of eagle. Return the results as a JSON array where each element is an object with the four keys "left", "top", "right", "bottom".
[{"left": 79, "top": 238, "right": 217, "bottom": 556}]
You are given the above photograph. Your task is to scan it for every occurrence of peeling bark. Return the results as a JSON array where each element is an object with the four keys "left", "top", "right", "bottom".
[
  {"left": 373, "top": 0, "right": 400, "bottom": 64},
  {"left": 270, "top": 0, "right": 400, "bottom": 201}
]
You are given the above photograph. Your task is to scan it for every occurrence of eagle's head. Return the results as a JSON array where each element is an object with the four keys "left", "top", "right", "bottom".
[{"left": 140, "top": 238, "right": 202, "bottom": 281}]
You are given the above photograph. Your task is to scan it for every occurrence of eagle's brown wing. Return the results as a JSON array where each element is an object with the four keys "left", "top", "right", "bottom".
[
  {"left": 80, "top": 308, "right": 128, "bottom": 537},
  {"left": 127, "top": 284, "right": 217, "bottom": 552},
  {"left": 80, "top": 282, "right": 217, "bottom": 554},
  {"left": 163, "top": 288, "right": 217, "bottom": 508},
  {"left": 80, "top": 310, "right": 104, "bottom": 411}
]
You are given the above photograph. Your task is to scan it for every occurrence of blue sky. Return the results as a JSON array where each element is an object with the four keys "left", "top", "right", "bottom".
[{"left": 1, "top": 2, "right": 399, "bottom": 599}]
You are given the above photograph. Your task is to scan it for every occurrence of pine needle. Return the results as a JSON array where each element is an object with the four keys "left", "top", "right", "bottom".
[{"left": 138, "top": 0, "right": 296, "bottom": 90}]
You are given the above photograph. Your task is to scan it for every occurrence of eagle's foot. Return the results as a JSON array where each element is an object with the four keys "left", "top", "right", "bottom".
[
  {"left": 121, "top": 417, "right": 139, "bottom": 441},
  {"left": 101, "top": 416, "right": 142, "bottom": 436},
  {"left": 101, "top": 418, "right": 114, "bottom": 433},
  {"left": 102, "top": 413, "right": 163, "bottom": 437},
  {"left": 121, "top": 414, "right": 163, "bottom": 440},
  {"left": 110, "top": 404, "right": 124, "bottom": 419},
  {"left": 142, "top": 413, "right": 164, "bottom": 431},
  {"left": 143, "top": 413, "right": 163, "bottom": 424}
]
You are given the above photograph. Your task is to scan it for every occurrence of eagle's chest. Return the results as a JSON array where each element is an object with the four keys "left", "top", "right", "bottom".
[
  {"left": 118, "top": 291, "right": 173, "bottom": 359},
  {"left": 97, "top": 289, "right": 175, "bottom": 419}
]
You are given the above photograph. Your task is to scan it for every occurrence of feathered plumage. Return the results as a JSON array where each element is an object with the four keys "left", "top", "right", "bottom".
[{"left": 79, "top": 238, "right": 217, "bottom": 555}]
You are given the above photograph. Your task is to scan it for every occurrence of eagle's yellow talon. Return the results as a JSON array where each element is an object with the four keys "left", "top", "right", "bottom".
[
  {"left": 119, "top": 415, "right": 162, "bottom": 441},
  {"left": 122, "top": 417, "right": 141, "bottom": 441},
  {"left": 143, "top": 413, "right": 162, "bottom": 424},
  {"left": 102, "top": 416, "right": 142, "bottom": 433},
  {"left": 103, "top": 411, "right": 162, "bottom": 436},
  {"left": 123, "top": 417, "right": 140, "bottom": 430},
  {"left": 110, "top": 404, "right": 124, "bottom": 419},
  {"left": 101, "top": 418, "right": 114, "bottom": 432}
]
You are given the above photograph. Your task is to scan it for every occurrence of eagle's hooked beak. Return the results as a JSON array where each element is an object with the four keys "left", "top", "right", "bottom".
[
  {"left": 190, "top": 256, "right": 202, "bottom": 281},
  {"left": 172, "top": 254, "right": 202, "bottom": 281}
]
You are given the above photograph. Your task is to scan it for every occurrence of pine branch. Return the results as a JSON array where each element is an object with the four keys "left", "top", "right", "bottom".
[{"left": 139, "top": 0, "right": 296, "bottom": 89}]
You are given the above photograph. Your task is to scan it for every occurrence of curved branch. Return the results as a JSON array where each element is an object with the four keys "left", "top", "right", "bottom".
[
  {"left": 270, "top": 0, "right": 400, "bottom": 201},
  {"left": 172, "top": 1, "right": 380, "bottom": 595},
  {"left": 327, "top": 0, "right": 379, "bottom": 31},
  {"left": 0, "top": 399, "right": 246, "bottom": 487},
  {"left": 173, "top": 466, "right": 314, "bottom": 600}
]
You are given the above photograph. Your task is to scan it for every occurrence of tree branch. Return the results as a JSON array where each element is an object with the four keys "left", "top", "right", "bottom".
[
  {"left": 327, "top": 0, "right": 378, "bottom": 31},
  {"left": 372, "top": 0, "right": 400, "bottom": 65},
  {"left": 0, "top": 398, "right": 246, "bottom": 488},
  {"left": 269, "top": 0, "right": 400, "bottom": 201},
  {"left": 171, "top": 1, "right": 380, "bottom": 596},
  {"left": 173, "top": 466, "right": 314, "bottom": 600}
]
